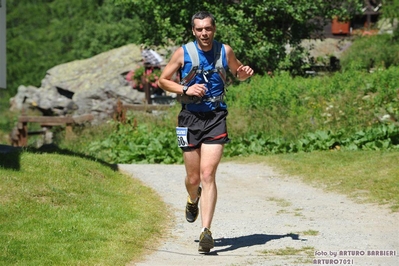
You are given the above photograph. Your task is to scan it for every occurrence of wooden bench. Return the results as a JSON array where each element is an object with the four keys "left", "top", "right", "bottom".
[{"left": 11, "top": 114, "right": 94, "bottom": 147}]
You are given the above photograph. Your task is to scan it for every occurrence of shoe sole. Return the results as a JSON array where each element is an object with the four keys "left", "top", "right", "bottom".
[
  {"left": 198, "top": 247, "right": 211, "bottom": 253},
  {"left": 186, "top": 216, "right": 197, "bottom": 223}
]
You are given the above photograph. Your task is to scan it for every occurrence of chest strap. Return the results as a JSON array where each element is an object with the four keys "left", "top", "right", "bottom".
[{"left": 179, "top": 94, "right": 225, "bottom": 104}]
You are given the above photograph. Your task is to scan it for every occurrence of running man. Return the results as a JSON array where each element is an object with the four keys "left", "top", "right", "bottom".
[{"left": 158, "top": 11, "right": 253, "bottom": 253}]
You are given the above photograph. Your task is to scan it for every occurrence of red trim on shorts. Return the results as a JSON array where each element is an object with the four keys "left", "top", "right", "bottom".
[{"left": 206, "top": 132, "right": 227, "bottom": 141}]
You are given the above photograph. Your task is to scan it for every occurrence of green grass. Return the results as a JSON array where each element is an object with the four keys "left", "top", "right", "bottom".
[
  {"left": 0, "top": 151, "right": 169, "bottom": 266},
  {"left": 260, "top": 246, "right": 315, "bottom": 264},
  {"left": 261, "top": 246, "right": 314, "bottom": 256},
  {"left": 228, "top": 150, "right": 399, "bottom": 212},
  {"left": 298, "top": 230, "right": 319, "bottom": 236}
]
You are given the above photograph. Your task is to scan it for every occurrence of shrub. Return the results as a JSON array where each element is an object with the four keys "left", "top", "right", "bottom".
[
  {"left": 75, "top": 67, "right": 399, "bottom": 164},
  {"left": 126, "top": 66, "right": 162, "bottom": 91},
  {"left": 340, "top": 34, "right": 399, "bottom": 71}
]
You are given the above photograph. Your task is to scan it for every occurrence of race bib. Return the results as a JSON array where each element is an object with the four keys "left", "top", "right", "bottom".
[{"left": 176, "top": 127, "right": 189, "bottom": 147}]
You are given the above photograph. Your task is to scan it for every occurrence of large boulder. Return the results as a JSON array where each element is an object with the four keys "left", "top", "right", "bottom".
[{"left": 10, "top": 43, "right": 147, "bottom": 123}]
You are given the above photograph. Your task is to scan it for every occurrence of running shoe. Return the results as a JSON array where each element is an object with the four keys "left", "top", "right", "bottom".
[
  {"left": 198, "top": 228, "right": 214, "bottom": 253},
  {"left": 185, "top": 186, "right": 201, "bottom": 223}
]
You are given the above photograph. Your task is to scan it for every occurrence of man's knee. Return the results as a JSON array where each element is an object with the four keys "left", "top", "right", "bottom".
[
  {"left": 186, "top": 175, "right": 201, "bottom": 187},
  {"left": 200, "top": 171, "right": 216, "bottom": 184}
]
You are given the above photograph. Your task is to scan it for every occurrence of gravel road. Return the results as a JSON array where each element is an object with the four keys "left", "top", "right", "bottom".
[{"left": 118, "top": 162, "right": 399, "bottom": 266}]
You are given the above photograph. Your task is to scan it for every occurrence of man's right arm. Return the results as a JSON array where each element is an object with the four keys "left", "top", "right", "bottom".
[
  {"left": 158, "top": 47, "right": 185, "bottom": 94},
  {"left": 158, "top": 47, "right": 208, "bottom": 97}
]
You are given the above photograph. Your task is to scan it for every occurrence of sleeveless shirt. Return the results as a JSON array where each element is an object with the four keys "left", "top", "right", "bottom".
[{"left": 181, "top": 40, "right": 228, "bottom": 112}]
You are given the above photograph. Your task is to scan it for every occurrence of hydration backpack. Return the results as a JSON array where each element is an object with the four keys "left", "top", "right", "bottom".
[{"left": 180, "top": 41, "right": 227, "bottom": 86}]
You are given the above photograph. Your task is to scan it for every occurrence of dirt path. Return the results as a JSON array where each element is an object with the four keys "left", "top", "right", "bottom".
[{"left": 118, "top": 162, "right": 399, "bottom": 266}]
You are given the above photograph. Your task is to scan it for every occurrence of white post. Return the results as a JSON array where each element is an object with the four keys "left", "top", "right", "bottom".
[{"left": 0, "top": 0, "right": 6, "bottom": 89}]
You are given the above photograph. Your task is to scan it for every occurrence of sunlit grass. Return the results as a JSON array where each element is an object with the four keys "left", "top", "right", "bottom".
[
  {"left": 0, "top": 152, "right": 169, "bottom": 265},
  {"left": 261, "top": 246, "right": 314, "bottom": 256},
  {"left": 260, "top": 246, "right": 315, "bottom": 264}
]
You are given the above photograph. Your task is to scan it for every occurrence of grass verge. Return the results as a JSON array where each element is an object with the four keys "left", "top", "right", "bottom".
[{"left": 0, "top": 151, "right": 169, "bottom": 265}]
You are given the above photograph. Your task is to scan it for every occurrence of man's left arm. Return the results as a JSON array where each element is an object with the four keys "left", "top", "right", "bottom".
[{"left": 224, "top": 44, "right": 254, "bottom": 81}]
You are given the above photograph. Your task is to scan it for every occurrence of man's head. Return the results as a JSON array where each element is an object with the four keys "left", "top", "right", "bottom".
[
  {"left": 191, "top": 11, "right": 216, "bottom": 51},
  {"left": 191, "top": 11, "right": 216, "bottom": 28}
]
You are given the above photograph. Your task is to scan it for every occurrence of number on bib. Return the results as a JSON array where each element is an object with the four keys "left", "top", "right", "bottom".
[{"left": 176, "top": 127, "right": 189, "bottom": 147}]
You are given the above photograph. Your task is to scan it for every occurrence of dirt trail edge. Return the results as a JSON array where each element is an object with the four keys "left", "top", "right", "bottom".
[{"left": 118, "top": 162, "right": 399, "bottom": 266}]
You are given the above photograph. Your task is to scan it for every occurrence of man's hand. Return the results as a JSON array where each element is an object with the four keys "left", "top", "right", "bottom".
[
  {"left": 236, "top": 65, "right": 254, "bottom": 81},
  {"left": 185, "top": 84, "right": 208, "bottom": 97}
]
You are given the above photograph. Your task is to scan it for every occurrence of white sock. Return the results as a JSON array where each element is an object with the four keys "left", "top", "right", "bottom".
[{"left": 190, "top": 196, "right": 198, "bottom": 203}]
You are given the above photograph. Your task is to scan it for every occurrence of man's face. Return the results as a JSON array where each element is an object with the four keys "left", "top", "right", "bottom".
[{"left": 192, "top": 17, "right": 216, "bottom": 51}]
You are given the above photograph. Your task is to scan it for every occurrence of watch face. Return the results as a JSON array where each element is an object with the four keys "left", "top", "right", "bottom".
[{"left": 183, "top": 86, "right": 188, "bottom": 94}]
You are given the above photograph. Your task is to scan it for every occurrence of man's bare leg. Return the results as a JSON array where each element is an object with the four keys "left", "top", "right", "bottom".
[
  {"left": 183, "top": 148, "right": 201, "bottom": 202},
  {"left": 199, "top": 143, "right": 224, "bottom": 229}
]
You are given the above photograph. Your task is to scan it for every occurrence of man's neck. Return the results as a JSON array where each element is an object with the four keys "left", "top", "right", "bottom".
[{"left": 196, "top": 40, "right": 213, "bottom": 52}]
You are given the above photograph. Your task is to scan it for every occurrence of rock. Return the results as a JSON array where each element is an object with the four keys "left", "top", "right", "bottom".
[
  {"left": 9, "top": 43, "right": 146, "bottom": 123},
  {"left": 9, "top": 85, "right": 39, "bottom": 111}
]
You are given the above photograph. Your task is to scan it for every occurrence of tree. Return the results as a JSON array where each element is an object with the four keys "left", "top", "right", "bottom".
[
  {"left": 112, "top": 0, "right": 362, "bottom": 75},
  {"left": 6, "top": 0, "right": 141, "bottom": 94}
]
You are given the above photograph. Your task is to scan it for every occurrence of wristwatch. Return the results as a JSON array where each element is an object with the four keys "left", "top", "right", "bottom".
[{"left": 182, "top": 86, "right": 189, "bottom": 95}]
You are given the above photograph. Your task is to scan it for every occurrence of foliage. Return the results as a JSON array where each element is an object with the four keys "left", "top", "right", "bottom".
[
  {"left": 6, "top": 0, "right": 141, "bottom": 94},
  {"left": 126, "top": 66, "right": 162, "bottom": 91},
  {"left": 381, "top": 0, "right": 399, "bottom": 39},
  {"left": 112, "top": 0, "right": 362, "bottom": 76},
  {"left": 228, "top": 68, "right": 399, "bottom": 136},
  {"left": 224, "top": 124, "right": 399, "bottom": 157},
  {"left": 87, "top": 118, "right": 183, "bottom": 164},
  {"left": 64, "top": 66, "right": 399, "bottom": 164},
  {"left": 324, "top": 0, "right": 363, "bottom": 20},
  {"left": 5, "top": 0, "right": 399, "bottom": 97},
  {"left": 340, "top": 34, "right": 399, "bottom": 71}
]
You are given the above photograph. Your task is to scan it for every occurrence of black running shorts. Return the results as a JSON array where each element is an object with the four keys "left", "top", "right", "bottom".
[{"left": 177, "top": 108, "right": 230, "bottom": 151}]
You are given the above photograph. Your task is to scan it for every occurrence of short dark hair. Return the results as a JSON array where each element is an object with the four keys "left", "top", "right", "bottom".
[{"left": 191, "top": 11, "right": 216, "bottom": 27}]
